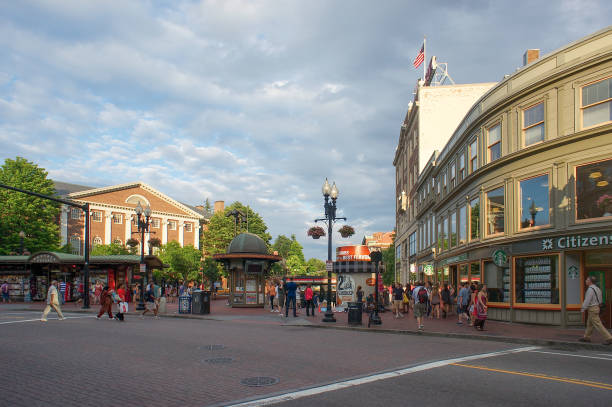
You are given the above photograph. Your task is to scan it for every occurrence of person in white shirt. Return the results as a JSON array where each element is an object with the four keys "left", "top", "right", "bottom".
[
  {"left": 41, "top": 280, "right": 65, "bottom": 322},
  {"left": 579, "top": 276, "right": 612, "bottom": 344}
]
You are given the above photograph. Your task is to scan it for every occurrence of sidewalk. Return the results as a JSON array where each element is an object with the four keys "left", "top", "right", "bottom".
[{"left": 3, "top": 300, "right": 611, "bottom": 350}]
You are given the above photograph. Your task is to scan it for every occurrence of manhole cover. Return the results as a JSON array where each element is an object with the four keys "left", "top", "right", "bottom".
[
  {"left": 202, "top": 344, "right": 225, "bottom": 351},
  {"left": 240, "top": 377, "right": 279, "bottom": 387},
  {"left": 204, "top": 357, "right": 233, "bottom": 364}
]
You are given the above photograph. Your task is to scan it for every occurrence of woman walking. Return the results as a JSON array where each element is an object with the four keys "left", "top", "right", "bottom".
[
  {"left": 474, "top": 285, "right": 488, "bottom": 331},
  {"left": 96, "top": 286, "right": 113, "bottom": 319},
  {"left": 431, "top": 285, "right": 441, "bottom": 319},
  {"left": 441, "top": 284, "right": 451, "bottom": 318},
  {"left": 93, "top": 281, "right": 103, "bottom": 305},
  {"left": 402, "top": 284, "right": 411, "bottom": 314}
]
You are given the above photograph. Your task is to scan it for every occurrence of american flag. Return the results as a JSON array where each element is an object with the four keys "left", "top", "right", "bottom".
[{"left": 413, "top": 44, "right": 424, "bottom": 68}]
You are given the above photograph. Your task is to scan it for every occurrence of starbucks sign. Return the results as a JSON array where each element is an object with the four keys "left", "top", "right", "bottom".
[
  {"left": 492, "top": 249, "right": 508, "bottom": 267},
  {"left": 423, "top": 264, "right": 434, "bottom": 275}
]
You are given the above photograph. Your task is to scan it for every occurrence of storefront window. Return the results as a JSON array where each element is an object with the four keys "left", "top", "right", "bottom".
[
  {"left": 470, "top": 263, "right": 481, "bottom": 284},
  {"left": 486, "top": 187, "right": 505, "bottom": 236},
  {"left": 459, "top": 264, "right": 469, "bottom": 283},
  {"left": 484, "top": 261, "right": 510, "bottom": 303},
  {"left": 515, "top": 255, "right": 559, "bottom": 305},
  {"left": 450, "top": 212, "right": 457, "bottom": 248},
  {"left": 519, "top": 174, "right": 549, "bottom": 229},
  {"left": 459, "top": 205, "right": 467, "bottom": 244},
  {"left": 576, "top": 158, "right": 612, "bottom": 220},
  {"left": 470, "top": 198, "right": 480, "bottom": 240},
  {"left": 443, "top": 219, "right": 449, "bottom": 251},
  {"left": 437, "top": 221, "right": 443, "bottom": 252}
]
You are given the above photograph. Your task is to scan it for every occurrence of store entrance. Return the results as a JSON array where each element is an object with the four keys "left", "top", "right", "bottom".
[{"left": 586, "top": 268, "right": 611, "bottom": 329}]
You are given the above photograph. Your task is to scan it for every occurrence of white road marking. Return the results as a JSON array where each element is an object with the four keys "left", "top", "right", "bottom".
[
  {"left": 0, "top": 315, "right": 94, "bottom": 325},
  {"left": 529, "top": 350, "right": 612, "bottom": 361},
  {"left": 226, "top": 346, "right": 540, "bottom": 407}
]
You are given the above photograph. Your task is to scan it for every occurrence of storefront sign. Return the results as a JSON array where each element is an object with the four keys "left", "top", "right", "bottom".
[
  {"left": 568, "top": 265, "right": 579, "bottom": 280},
  {"left": 336, "top": 245, "right": 371, "bottom": 261},
  {"left": 438, "top": 253, "right": 468, "bottom": 267},
  {"left": 492, "top": 249, "right": 508, "bottom": 267},
  {"left": 423, "top": 264, "right": 434, "bottom": 275},
  {"left": 365, "top": 278, "right": 376, "bottom": 286},
  {"left": 541, "top": 232, "right": 612, "bottom": 251},
  {"left": 30, "top": 253, "right": 60, "bottom": 264}
]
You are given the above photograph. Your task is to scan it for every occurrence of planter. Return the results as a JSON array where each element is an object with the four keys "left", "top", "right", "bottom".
[
  {"left": 338, "top": 225, "right": 355, "bottom": 238},
  {"left": 312, "top": 235, "right": 320, "bottom": 240}
]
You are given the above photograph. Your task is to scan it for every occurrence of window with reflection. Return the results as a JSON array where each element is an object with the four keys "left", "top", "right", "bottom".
[
  {"left": 437, "top": 220, "right": 444, "bottom": 253},
  {"left": 450, "top": 161, "right": 456, "bottom": 188},
  {"left": 470, "top": 262, "right": 481, "bottom": 284},
  {"left": 515, "top": 255, "right": 559, "bottom": 305},
  {"left": 487, "top": 123, "right": 501, "bottom": 162},
  {"left": 484, "top": 261, "right": 510, "bottom": 303},
  {"left": 486, "top": 187, "right": 505, "bottom": 236},
  {"left": 459, "top": 205, "right": 467, "bottom": 244},
  {"left": 450, "top": 212, "right": 457, "bottom": 248},
  {"left": 470, "top": 198, "right": 480, "bottom": 240},
  {"left": 576, "top": 158, "right": 612, "bottom": 220},
  {"left": 458, "top": 153, "right": 465, "bottom": 181},
  {"left": 523, "top": 103, "right": 545, "bottom": 146},
  {"left": 469, "top": 139, "right": 478, "bottom": 173},
  {"left": 443, "top": 219, "right": 449, "bottom": 251},
  {"left": 519, "top": 174, "right": 549, "bottom": 229},
  {"left": 459, "top": 264, "right": 469, "bottom": 284},
  {"left": 582, "top": 77, "right": 611, "bottom": 128}
]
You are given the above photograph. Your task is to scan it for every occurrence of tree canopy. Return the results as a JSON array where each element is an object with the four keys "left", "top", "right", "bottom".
[
  {"left": 157, "top": 241, "right": 202, "bottom": 282},
  {"left": 201, "top": 202, "right": 271, "bottom": 256},
  {"left": 381, "top": 242, "right": 396, "bottom": 285},
  {"left": 91, "top": 242, "right": 131, "bottom": 256},
  {"left": 0, "top": 157, "right": 60, "bottom": 255}
]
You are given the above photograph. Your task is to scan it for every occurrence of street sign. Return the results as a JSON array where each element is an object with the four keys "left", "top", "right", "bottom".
[
  {"left": 325, "top": 260, "right": 333, "bottom": 271},
  {"left": 140, "top": 263, "right": 146, "bottom": 273}
]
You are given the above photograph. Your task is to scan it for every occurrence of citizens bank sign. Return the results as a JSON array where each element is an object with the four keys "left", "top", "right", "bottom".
[{"left": 541, "top": 232, "right": 612, "bottom": 251}]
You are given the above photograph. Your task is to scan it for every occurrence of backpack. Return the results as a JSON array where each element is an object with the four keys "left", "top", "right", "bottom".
[{"left": 417, "top": 288, "right": 428, "bottom": 304}]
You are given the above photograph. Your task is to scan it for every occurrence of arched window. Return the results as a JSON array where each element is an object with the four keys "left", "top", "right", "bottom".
[
  {"left": 113, "top": 238, "right": 123, "bottom": 245},
  {"left": 125, "top": 195, "right": 150, "bottom": 207},
  {"left": 93, "top": 236, "right": 102, "bottom": 246}
]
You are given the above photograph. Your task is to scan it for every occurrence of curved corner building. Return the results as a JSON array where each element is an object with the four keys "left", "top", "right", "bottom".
[{"left": 394, "top": 27, "right": 612, "bottom": 328}]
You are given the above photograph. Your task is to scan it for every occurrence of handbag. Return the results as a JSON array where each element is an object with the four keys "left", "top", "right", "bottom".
[
  {"left": 118, "top": 302, "right": 128, "bottom": 313},
  {"left": 402, "top": 293, "right": 409, "bottom": 304},
  {"left": 591, "top": 287, "right": 606, "bottom": 314}
]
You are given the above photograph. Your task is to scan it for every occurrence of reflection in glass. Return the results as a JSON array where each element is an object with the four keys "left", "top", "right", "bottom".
[
  {"left": 470, "top": 263, "right": 481, "bottom": 284},
  {"left": 450, "top": 212, "right": 457, "bottom": 247},
  {"left": 520, "top": 174, "right": 549, "bottom": 228},
  {"left": 488, "top": 124, "right": 501, "bottom": 162},
  {"left": 485, "top": 261, "right": 509, "bottom": 303},
  {"left": 459, "top": 264, "right": 469, "bottom": 283},
  {"left": 459, "top": 205, "right": 467, "bottom": 244},
  {"left": 470, "top": 198, "right": 480, "bottom": 240},
  {"left": 576, "top": 159, "right": 612, "bottom": 220},
  {"left": 523, "top": 103, "right": 545, "bottom": 146},
  {"left": 515, "top": 256, "right": 559, "bottom": 304},
  {"left": 486, "top": 187, "right": 505, "bottom": 235},
  {"left": 582, "top": 78, "right": 611, "bottom": 128}
]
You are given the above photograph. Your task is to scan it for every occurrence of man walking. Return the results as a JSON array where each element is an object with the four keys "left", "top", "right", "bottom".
[
  {"left": 579, "top": 276, "right": 612, "bottom": 345},
  {"left": 457, "top": 282, "right": 470, "bottom": 325},
  {"left": 412, "top": 282, "right": 427, "bottom": 331},
  {"left": 392, "top": 283, "right": 404, "bottom": 318},
  {"left": 41, "top": 280, "right": 64, "bottom": 321},
  {"left": 304, "top": 284, "right": 315, "bottom": 317},
  {"left": 142, "top": 283, "right": 159, "bottom": 319},
  {"left": 284, "top": 278, "right": 298, "bottom": 318}
]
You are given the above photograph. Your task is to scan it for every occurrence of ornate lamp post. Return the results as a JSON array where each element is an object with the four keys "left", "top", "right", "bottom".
[
  {"left": 529, "top": 200, "right": 538, "bottom": 227},
  {"left": 315, "top": 178, "right": 346, "bottom": 323},
  {"left": 370, "top": 250, "right": 382, "bottom": 325},
  {"left": 134, "top": 202, "right": 152, "bottom": 311}
]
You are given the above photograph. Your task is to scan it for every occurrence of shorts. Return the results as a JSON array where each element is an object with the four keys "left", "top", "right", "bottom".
[
  {"left": 146, "top": 302, "right": 157, "bottom": 311},
  {"left": 414, "top": 303, "right": 427, "bottom": 317},
  {"left": 2, "top": 292, "right": 9, "bottom": 300},
  {"left": 393, "top": 299, "right": 402, "bottom": 309}
]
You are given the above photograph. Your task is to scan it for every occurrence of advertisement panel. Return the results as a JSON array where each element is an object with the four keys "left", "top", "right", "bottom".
[{"left": 336, "top": 245, "right": 371, "bottom": 261}]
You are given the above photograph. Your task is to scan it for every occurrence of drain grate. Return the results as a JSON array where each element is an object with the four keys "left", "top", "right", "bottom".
[
  {"left": 240, "top": 377, "right": 279, "bottom": 387},
  {"left": 202, "top": 344, "right": 225, "bottom": 351},
  {"left": 204, "top": 357, "right": 233, "bottom": 364}
]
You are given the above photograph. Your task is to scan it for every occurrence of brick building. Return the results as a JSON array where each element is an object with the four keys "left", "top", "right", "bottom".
[
  {"left": 55, "top": 181, "right": 206, "bottom": 255},
  {"left": 362, "top": 232, "right": 395, "bottom": 252}
]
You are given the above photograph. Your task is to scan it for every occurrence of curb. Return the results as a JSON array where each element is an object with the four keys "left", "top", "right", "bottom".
[{"left": 307, "top": 323, "right": 612, "bottom": 352}]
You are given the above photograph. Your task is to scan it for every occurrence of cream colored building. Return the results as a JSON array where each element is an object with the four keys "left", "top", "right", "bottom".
[{"left": 410, "top": 27, "right": 612, "bottom": 328}]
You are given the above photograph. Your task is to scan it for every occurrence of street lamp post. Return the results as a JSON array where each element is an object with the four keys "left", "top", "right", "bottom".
[
  {"left": 134, "top": 202, "right": 152, "bottom": 311},
  {"left": 315, "top": 178, "right": 346, "bottom": 323},
  {"left": 19, "top": 231, "right": 25, "bottom": 255},
  {"left": 370, "top": 250, "right": 382, "bottom": 325},
  {"left": 529, "top": 200, "right": 537, "bottom": 227}
]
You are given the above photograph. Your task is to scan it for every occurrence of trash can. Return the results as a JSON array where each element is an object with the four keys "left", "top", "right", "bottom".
[
  {"left": 191, "top": 290, "right": 203, "bottom": 314},
  {"left": 201, "top": 291, "right": 211, "bottom": 314},
  {"left": 347, "top": 302, "right": 362, "bottom": 325},
  {"left": 178, "top": 294, "right": 192, "bottom": 314}
]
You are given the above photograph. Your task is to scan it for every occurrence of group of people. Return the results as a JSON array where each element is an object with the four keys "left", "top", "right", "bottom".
[
  {"left": 265, "top": 278, "right": 318, "bottom": 318},
  {"left": 382, "top": 281, "right": 488, "bottom": 332}
]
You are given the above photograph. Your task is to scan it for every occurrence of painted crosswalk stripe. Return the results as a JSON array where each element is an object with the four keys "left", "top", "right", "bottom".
[{"left": 0, "top": 315, "right": 95, "bottom": 325}]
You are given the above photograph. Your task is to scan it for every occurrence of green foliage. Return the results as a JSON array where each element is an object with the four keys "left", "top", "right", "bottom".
[
  {"left": 201, "top": 202, "right": 271, "bottom": 256},
  {"left": 91, "top": 242, "right": 131, "bottom": 256},
  {"left": 381, "top": 243, "right": 396, "bottom": 285},
  {"left": 157, "top": 242, "right": 202, "bottom": 282},
  {"left": 285, "top": 255, "right": 306, "bottom": 275},
  {"left": 0, "top": 157, "right": 60, "bottom": 255},
  {"left": 272, "top": 234, "right": 293, "bottom": 258},
  {"left": 305, "top": 258, "right": 326, "bottom": 275},
  {"left": 201, "top": 257, "right": 222, "bottom": 289}
]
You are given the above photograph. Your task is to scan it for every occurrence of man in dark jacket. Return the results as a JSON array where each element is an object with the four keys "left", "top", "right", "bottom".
[{"left": 284, "top": 278, "right": 298, "bottom": 317}]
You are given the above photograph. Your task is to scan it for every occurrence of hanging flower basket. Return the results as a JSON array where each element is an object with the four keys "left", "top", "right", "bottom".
[
  {"left": 307, "top": 226, "right": 326, "bottom": 239},
  {"left": 126, "top": 238, "right": 139, "bottom": 247},
  {"left": 338, "top": 225, "right": 355, "bottom": 238}
]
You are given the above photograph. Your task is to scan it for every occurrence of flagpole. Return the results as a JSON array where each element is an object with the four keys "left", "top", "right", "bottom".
[{"left": 423, "top": 36, "right": 426, "bottom": 81}]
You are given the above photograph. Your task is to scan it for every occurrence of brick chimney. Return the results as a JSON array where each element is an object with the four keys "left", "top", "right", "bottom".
[
  {"left": 523, "top": 49, "right": 540, "bottom": 66},
  {"left": 214, "top": 200, "right": 225, "bottom": 214}
]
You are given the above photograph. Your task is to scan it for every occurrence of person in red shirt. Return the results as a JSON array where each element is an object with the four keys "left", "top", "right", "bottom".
[
  {"left": 304, "top": 284, "right": 315, "bottom": 317},
  {"left": 115, "top": 283, "right": 127, "bottom": 321}
]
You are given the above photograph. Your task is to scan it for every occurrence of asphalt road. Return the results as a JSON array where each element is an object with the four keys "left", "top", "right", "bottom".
[{"left": 1, "top": 310, "right": 611, "bottom": 407}]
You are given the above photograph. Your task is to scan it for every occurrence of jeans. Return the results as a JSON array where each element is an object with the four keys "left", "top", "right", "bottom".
[
  {"left": 285, "top": 296, "right": 296, "bottom": 316},
  {"left": 305, "top": 299, "right": 315, "bottom": 316}
]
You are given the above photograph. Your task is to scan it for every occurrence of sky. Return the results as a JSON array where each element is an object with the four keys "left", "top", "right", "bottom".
[{"left": 1, "top": 1, "right": 610, "bottom": 260}]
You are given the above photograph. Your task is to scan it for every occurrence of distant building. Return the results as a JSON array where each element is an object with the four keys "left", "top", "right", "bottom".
[
  {"left": 361, "top": 232, "right": 395, "bottom": 252},
  {"left": 54, "top": 181, "right": 206, "bottom": 255}
]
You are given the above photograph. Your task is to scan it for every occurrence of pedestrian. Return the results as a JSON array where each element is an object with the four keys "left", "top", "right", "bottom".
[
  {"left": 94, "top": 281, "right": 103, "bottom": 305},
  {"left": 392, "top": 283, "right": 404, "bottom": 318},
  {"left": 41, "top": 280, "right": 65, "bottom": 321},
  {"left": 96, "top": 286, "right": 114, "bottom": 319},
  {"left": 284, "top": 277, "right": 298, "bottom": 318},
  {"left": 431, "top": 285, "right": 441, "bottom": 319},
  {"left": 277, "top": 281, "right": 285, "bottom": 311},
  {"left": 457, "top": 282, "right": 471, "bottom": 325},
  {"left": 441, "top": 283, "right": 451, "bottom": 318},
  {"left": 449, "top": 284, "right": 457, "bottom": 315},
  {"left": 142, "top": 283, "right": 159, "bottom": 318},
  {"left": 579, "top": 276, "right": 612, "bottom": 345},
  {"left": 305, "top": 284, "right": 315, "bottom": 316},
  {"left": 267, "top": 280, "right": 276, "bottom": 312},
  {"left": 132, "top": 284, "right": 140, "bottom": 304},
  {"left": 59, "top": 279, "right": 67, "bottom": 305},
  {"left": 356, "top": 285, "right": 364, "bottom": 310},
  {"left": 473, "top": 284, "right": 488, "bottom": 331},
  {"left": 402, "top": 284, "right": 411, "bottom": 314},
  {"left": 469, "top": 284, "right": 477, "bottom": 326},
  {"left": 1, "top": 280, "right": 10, "bottom": 303},
  {"left": 115, "top": 283, "right": 127, "bottom": 321},
  {"left": 425, "top": 281, "right": 433, "bottom": 318},
  {"left": 412, "top": 282, "right": 427, "bottom": 331}
]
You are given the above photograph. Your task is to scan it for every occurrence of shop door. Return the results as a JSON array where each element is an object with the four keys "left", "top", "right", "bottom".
[
  {"left": 449, "top": 265, "right": 457, "bottom": 289},
  {"left": 587, "top": 270, "right": 611, "bottom": 329}
]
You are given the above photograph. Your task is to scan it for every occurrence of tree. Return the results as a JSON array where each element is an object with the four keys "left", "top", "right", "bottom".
[
  {"left": 157, "top": 242, "right": 202, "bottom": 282},
  {"left": 204, "top": 198, "right": 213, "bottom": 217},
  {"left": 91, "top": 242, "right": 130, "bottom": 256},
  {"left": 201, "top": 257, "right": 222, "bottom": 289},
  {"left": 272, "top": 234, "right": 293, "bottom": 258},
  {"left": 288, "top": 236, "right": 305, "bottom": 263},
  {"left": 305, "top": 258, "right": 325, "bottom": 275},
  {"left": 381, "top": 243, "right": 396, "bottom": 285},
  {"left": 0, "top": 157, "right": 60, "bottom": 255},
  {"left": 285, "top": 255, "right": 306, "bottom": 275},
  {"left": 201, "top": 202, "right": 271, "bottom": 256}
]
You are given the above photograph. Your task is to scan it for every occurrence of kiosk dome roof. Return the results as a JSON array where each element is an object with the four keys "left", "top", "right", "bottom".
[{"left": 227, "top": 233, "right": 268, "bottom": 254}]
